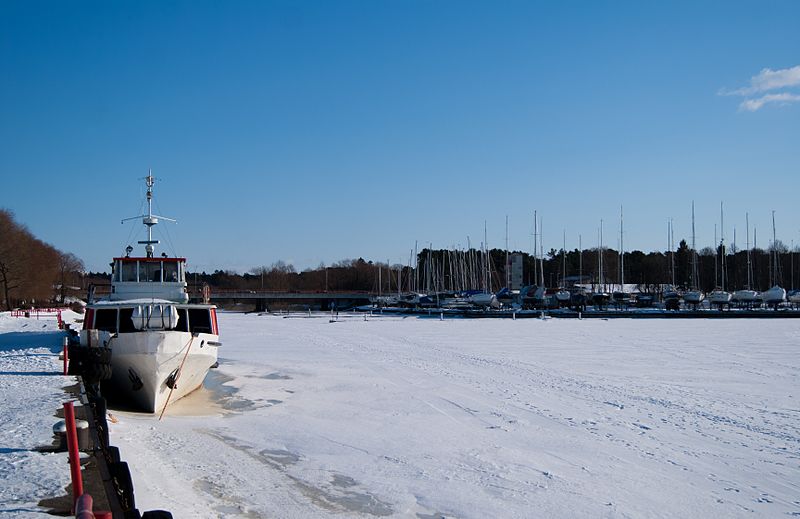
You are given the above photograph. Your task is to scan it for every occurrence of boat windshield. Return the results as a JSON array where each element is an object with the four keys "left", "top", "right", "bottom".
[
  {"left": 121, "top": 262, "right": 137, "bottom": 282},
  {"left": 163, "top": 261, "right": 179, "bottom": 282},
  {"left": 139, "top": 261, "right": 161, "bottom": 282}
]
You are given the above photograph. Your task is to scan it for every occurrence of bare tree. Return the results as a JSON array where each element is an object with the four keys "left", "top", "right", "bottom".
[{"left": 57, "top": 252, "right": 85, "bottom": 303}]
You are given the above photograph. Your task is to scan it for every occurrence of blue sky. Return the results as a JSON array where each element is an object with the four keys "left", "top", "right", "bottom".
[{"left": 1, "top": 1, "right": 798, "bottom": 273}]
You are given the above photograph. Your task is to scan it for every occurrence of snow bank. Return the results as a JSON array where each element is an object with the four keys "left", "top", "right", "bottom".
[{"left": 0, "top": 312, "right": 77, "bottom": 517}]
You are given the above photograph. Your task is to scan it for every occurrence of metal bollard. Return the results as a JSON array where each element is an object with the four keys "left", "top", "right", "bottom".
[{"left": 62, "top": 337, "right": 69, "bottom": 375}]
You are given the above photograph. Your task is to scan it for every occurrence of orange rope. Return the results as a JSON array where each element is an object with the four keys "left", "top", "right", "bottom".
[{"left": 158, "top": 335, "right": 195, "bottom": 420}]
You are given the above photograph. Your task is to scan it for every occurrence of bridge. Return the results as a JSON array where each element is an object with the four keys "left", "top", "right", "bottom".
[{"left": 193, "top": 289, "right": 374, "bottom": 311}]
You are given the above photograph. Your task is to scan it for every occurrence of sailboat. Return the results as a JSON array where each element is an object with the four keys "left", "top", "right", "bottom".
[
  {"left": 683, "top": 202, "right": 705, "bottom": 306},
  {"left": 662, "top": 218, "right": 682, "bottom": 310},
  {"left": 732, "top": 212, "right": 759, "bottom": 305},
  {"left": 555, "top": 231, "right": 571, "bottom": 305},
  {"left": 591, "top": 220, "right": 611, "bottom": 308},
  {"left": 761, "top": 211, "right": 786, "bottom": 308},
  {"left": 708, "top": 203, "right": 732, "bottom": 307},
  {"left": 612, "top": 206, "right": 631, "bottom": 306}
]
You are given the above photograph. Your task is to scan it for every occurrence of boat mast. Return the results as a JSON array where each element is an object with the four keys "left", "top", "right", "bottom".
[
  {"left": 599, "top": 219, "right": 604, "bottom": 292},
  {"left": 714, "top": 224, "right": 718, "bottom": 288},
  {"left": 772, "top": 210, "right": 779, "bottom": 286},
  {"left": 121, "top": 172, "right": 176, "bottom": 258},
  {"left": 746, "top": 213, "right": 752, "bottom": 289},
  {"left": 720, "top": 202, "right": 726, "bottom": 292},
  {"left": 669, "top": 218, "right": 675, "bottom": 287},
  {"left": 578, "top": 234, "right": 582, "bottom": 288},
  {"left": 562, "top": 230, "right": 566, "bottom": 287},
  {"left": 691, "top": 201, "right": 698, "bottom": 289},
  {"left": 620, "top": 206, "right": 624, "bottom": 292},
  {"left": 505, "top": 215, "right": 510, "bottom": 290},
  {"left": 533, "top": 211, "right": 538, "bottom": 286},
  {"left": 539, "top": 216, "right": 545, "bottom": 287}
]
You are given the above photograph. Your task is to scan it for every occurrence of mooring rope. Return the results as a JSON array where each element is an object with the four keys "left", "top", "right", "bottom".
[{"left": 158, "top": 335, "right": 195, "bottom": 421}]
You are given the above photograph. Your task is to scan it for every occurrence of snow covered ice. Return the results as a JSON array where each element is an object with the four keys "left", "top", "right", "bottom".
[
  {"left": 0, "top": 312, "right": 74, "bottom": 517},
  {"left": 106, "top": 313, "right": 799, "bottom": 518},
  {"left": 1, "top": 311, "right": 798, "bottom": 517}
]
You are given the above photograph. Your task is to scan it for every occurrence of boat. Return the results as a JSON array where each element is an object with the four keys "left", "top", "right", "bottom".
[
  {"left": 762, "top": 211, "right": 786, "bottom": 308},
  {"left": 732, "top": 212, "right": 760, "bottom": 306},
  {"left": 683, "top": 202, "right": 705, "bottom": 306},
  {"left": 709, "top": 203, "right": 731, "bottom": 308},
  {"left": 761, "top": 285, "right": 786, "bottom": 306},
  {"left": 80, "top": 174, "right": 220, "bottom": 414}
]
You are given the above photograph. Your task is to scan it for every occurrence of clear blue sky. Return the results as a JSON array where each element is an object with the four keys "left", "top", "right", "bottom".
[{"left": 2, "top": 1, "right": 798, "bottom": 273}]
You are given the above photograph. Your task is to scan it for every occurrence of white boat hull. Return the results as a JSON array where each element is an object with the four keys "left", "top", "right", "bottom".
[
  {"left": 708, "top": 290, "right": 732, "bottom": 304},
  {"left": 762, "top": 285, "right": 786, "bottom": 305},
  {"left": 469, "top": 293, "right": 498, "bottom": 308},
  {"left": 683, "top": 290, "right": 704, "bottom": 303},
  {"left": 732, "top": 289, "right": 759, "bottom": 303},
  {"left": 82, "top": 329, "right": 219, "bottom": 413}
]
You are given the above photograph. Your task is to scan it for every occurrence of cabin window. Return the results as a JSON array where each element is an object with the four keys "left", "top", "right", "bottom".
[
  {"left": 188, "top": 308, "right": 212, "bottom": 334},
  {"left": 163, "top": 262, "right": 179, "bottom": 282},
  {"left": 175, "top": 308, "right": 189, "bottom": 332},
  {"left": 94, "top": 309, "right": 117, "bottom": 332},
  {"left": 121, "top": 262, "right": 137, "bottom": 282},
  {"left": 118, "top": 308, "right": 136, "bottom": 333},
  {"left": 139, "top": 261, "right": 161, "bottom": 282}
]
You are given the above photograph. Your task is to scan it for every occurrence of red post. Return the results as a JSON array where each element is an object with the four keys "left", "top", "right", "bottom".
[{"left": 63, "top": 401, "right": 83, "bottom": 507}]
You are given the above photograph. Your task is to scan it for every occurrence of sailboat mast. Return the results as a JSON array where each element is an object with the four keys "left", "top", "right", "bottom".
[
  {"left": 562, "top": 230, "right": 566, "bottom": 287},
  {"left": 691, "top": 201, "right": 698, "bottom": 289},
  {"left": 600, "top": 219, "right": 604, "bottom": 291},
  {"left": 772, "top": 210, "right": 778, "bottom": 286},
  {"left": 746, "top": 213, "right": 752, "bottom": 289},
  {"left": 579, "top": 234, "right": 582, "bottom": 288},
  {"left": 720, "top": 202, "right": 726, "bottom": 291},
  {"left": 620, "top": 206, "right": 624, "bottom": 291},
  {"left": 539, "top": 216, "right": 545, "bottom": 287},
  {"left": 505, "top": 215, "right": 510, "bottom": 290},
  {"left": 533, "top": 211, "right": 538, "bottom": 286}
]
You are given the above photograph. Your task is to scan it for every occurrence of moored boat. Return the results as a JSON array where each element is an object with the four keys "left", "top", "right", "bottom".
[
  {"left": 761, "top": 285, "right": 786, "bottom": 306},
  {"left": 80, "top": 174, "right": 220, "bottom": 414}
]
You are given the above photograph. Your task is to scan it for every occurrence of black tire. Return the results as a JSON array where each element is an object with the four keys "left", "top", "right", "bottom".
[
  {"left": 142, "top": 511, "right": 173, "bottom": 519},
  {"left": 110, "top": 461, "right": 136, "bottom": 510},
  {"left": 106, "top": 445, "right": 121, "bottom": 464}
]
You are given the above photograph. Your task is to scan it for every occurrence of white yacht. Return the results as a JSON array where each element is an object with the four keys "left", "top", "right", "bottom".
[{"left": 80, "top": 174, "right": 220, "bottom": 414}]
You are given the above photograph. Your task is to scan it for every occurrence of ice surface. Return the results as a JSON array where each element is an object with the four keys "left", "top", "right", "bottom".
[
  {"left": 108, "top": 313, "right": 799, "bottom": 518},
  {"left": 2, "top": 310, "right": 798, "bottom": 517}
]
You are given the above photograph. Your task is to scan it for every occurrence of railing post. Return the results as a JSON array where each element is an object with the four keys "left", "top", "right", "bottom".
[{"left": 63, "top": 401, "right": 83, "bottom": 508}]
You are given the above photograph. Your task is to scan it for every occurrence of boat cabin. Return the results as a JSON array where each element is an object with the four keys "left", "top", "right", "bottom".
[
  {"left": 83, "top": 304, "right": 219, "bottom": 335},
  {"left": 110, "top": 256, "right": 189, "bottom": 303}
]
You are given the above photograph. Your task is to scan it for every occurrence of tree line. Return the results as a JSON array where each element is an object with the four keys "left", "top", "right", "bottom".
[
  {"left": 4, "top": 204, "right": 799, "bottom": 309},
  {"left": 0, "top": 209, "right": 85, "bottom": 310}
]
